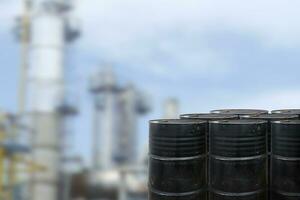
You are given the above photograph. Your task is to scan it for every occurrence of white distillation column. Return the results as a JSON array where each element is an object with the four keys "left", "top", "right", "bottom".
[
  {"left": 90, "top": 68, "right": 120, "bottom": 171},
  {"left": 27, "top": 1, "right": 79, "bottom": 200},
  {"left": 118, "top": 85, "right": 150, "bottom": 165}
]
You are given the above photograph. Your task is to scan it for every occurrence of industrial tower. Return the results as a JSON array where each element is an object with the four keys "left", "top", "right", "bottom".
[
  {"left": 16, "top": 0, "right": 80, "bottom": 200},
  {"left": 89, "top": 67, "right": 150, "bottom": 171}
]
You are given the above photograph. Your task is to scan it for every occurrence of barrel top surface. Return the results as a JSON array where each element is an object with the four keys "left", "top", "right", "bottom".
[
  {"left": 150, "top": 119, "right": 206, "bottom": 125},
  {"left": 271, "top": 109, "right": 300, "bottom": 115},
  {"left": 272, "top": 119, "right": 300, "bottom": 124},
  {"left": 180, "top": 113, "right": 238, "bottom": 120},
  {"left": 210, "top": 109, "right": 268, "bottom": 115},
  {"left": 210, "top": 119, "right": 267, "bottom": 125},
  {"left": 241, "top": 113, "right": 298, "bottom": 120}
]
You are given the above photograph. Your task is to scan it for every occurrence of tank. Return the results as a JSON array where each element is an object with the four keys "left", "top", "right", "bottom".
[
  {"left": 180, "top": 113, "right": 238, "bottom": 151},
  {"left": 180, "top": 114, "right": 238, "bottom": 200},
  {"left": 149, "top": 119, "right": 207, "bottom": 200},
  {"left": 241, "top": 114, "right": 298, "bottom": 200},
  {"left": 210, "top": 109, "right": 268, "bottom": 118},
  {"left": 209, "top": 120, "right": 268, "bottom": 200},
  {"left": 271, "top": 109, "right": 300, "bottom": 118},
  {"left": 241, "top": 114, "right": 298, "bottom": 152},
  {"left": 271, "top": 120, "right": 300, "bottom": 200}
]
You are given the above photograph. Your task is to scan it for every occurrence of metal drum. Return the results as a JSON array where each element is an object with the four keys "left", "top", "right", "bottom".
[
  {"left": 209, "top": 120, "right": 268, "bottom": 200},
  {"left": 149, "top": 119, "right": 207, "bottom": 200},
  {"left": 271, "top": 109, "right": 300, "bottom": 118},
  {"left": 271, "top": 120, "right": 300, "bottom": 200},
  {"left": 241, "top": 114, "right": 298, "bottom": 200},
  {"left": 241, "top": 114, "right": 298, "bottom": 152},
  {"left": 180, "top": 113, "right": 238, "bottom": 151},
  {"left": 210, "top": 109, "right": 268, "bottom": 118},
  {"left": 179, "top": 114, "right": 238, "bottom": 200}
]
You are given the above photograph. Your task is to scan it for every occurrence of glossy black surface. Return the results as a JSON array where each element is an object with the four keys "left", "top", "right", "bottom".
[
  {"left": 149, "top": 119, "right": 207, "bottom": 200},
  {"left": 180, "top": 113, "right": 238, "bottom": 152},
  {"left": 209, "top": 120, "right": 268, "bottom": 199},
  {"left": 241, "top": 114, "right": 298, "bottom": 152},
  {"left": 149, "top": 119, "right": 206, "bottom": 157},
  {"left": 149, "top": 157, "right": 206, "bottom": 193},
  {"left": 271, "top": 158, "right": 300, "bottom": 193},
  {"left": 210, "top": 191, "right": 266, "bottom": 200},
  {"left": 210, "top": 157, "right": 267, "bottom": 193},
  {"left": 271, "top": 120, "right": 300, "bottom": 199},
  {"left": 149, "top": 190, "right": 206, "bottom": 200},
  {"left": 271, "top": 191, "right": 300, "bottom": 200},
  {"left": 209, "top": 120, "right": 267, "bottom": 157},
  {"left": 272, "top": 121, "right": 300, "bottom": 157}
]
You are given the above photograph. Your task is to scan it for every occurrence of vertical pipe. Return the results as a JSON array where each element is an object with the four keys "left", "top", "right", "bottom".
[
  {"left": 18, "top": 0, "right": 31, "bottom": 115},
  {"left": 8, "top": 155, "right": 17, "bottom": 200}
]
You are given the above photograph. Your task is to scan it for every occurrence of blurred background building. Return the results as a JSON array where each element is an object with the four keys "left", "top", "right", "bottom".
[{"left": 2, "top": 1, "right": 169, "bottom": 200}]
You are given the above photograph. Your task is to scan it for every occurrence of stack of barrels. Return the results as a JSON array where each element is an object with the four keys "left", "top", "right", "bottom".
[{"left": 149, "top": 109, "right": 300, "bottom": 200}]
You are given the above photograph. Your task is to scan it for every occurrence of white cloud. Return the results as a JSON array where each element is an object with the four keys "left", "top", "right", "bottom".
[
  {"left": 237, "top": 89, "right": 300, "bottom": 110},
  {"left": 75, "top": 0, "right": 300, "bottom": 48},
  {"left": 72, "top": 0, "right": 300, "bottom": 80}
]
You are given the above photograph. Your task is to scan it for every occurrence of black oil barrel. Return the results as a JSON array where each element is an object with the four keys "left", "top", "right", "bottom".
[
  {"left": 180, "top": 113, "right": 238, "bottom": 152},
  {"left": 209, "top": 120, "right": 268, "bottom": 200},
  {"left": 271, "top": 120, "right": 300, "bottom": 200},
  {"left": 149, "top": 119, "right": 207, "bottom": 200},
  {"left": 210, "top": 109, "right": 268, "bottom": 118},
  {"left": 241, "top": 114, "right": 298, "bottom": 152},
  {"left": 179, "top": 114, "right": 238, "bottom": 200},
  {"left": 241, "top": 114, "right": 298, "bottom": 200},
  {"left": 271, "top": 109, "right": 300, "bottom": 118}
]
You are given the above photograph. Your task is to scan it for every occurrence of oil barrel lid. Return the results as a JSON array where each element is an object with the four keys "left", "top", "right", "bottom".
[
  {"left": 272, "top": 119, "right": 300, "bottom": 124},
  {"left": 210, "top": 119, "right": 267, "bottom": 125},
  {"left": 150, "top": 119, "right": 206, "bottom": 125},
  {"left": 241, "top": 113, "right": 298, "bottom": 120},
  {"left": 180, "top": 113, "right": 238, "bottom": 120},
  {"left": 149, "top": 119, "right": 206, "bottom": 157},
  {"left": 210, "top": 109, "right": 268, "bottom": 115},
  {"left": 271, "top": 109, "right": 300, "bottom": 115}
]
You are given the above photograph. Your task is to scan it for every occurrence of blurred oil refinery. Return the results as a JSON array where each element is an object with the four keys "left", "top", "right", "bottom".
[{"left": 0, "top": 0, "right": 180, "bottom": 200}]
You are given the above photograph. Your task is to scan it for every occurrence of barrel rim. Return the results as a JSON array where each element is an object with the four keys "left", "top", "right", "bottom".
[
  {"left": 272, "top": 109, "right": 300, "bottom": 114},
  {"left": 210, "top": 109, "right": 268, "bottom": 115},
  {"left": 241, "top": 113, "right": 298, "bottom": 120},
  {"left": 209, "top": 119, "right": 267, "bottom": 124},
  {"left": 272, "top": 119, "right": 300, "bottom": 124},
  {"left": 180, "top": 113, "right": 238, "bottom": 119},
  {"left": 149, "top": 119, "right": 206, "bottom": 125}
]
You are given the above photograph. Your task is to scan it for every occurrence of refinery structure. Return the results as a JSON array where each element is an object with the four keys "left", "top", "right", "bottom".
[{"left": 0, "top": 0, "right": 174, "bottom": 200}]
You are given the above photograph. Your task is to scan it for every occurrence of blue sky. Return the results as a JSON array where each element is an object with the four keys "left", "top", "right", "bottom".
[{"left": 1, "top": 0, "right": 300, "bottom": 166}]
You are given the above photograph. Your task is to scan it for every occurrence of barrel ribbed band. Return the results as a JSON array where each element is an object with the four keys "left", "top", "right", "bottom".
[
  {"left": 210, "top": 154, "right": 267, "bottom": 161},
  {"left": 210, "top": 188, "right": 265, "bottom": 196},
  {"left": 273, "top": 190, "right": 300, "bottom": 197},
  {"left": 149, "top": 186, "right": 206, "bottom": 196},
  {"left": 149, "top": 154, "right": 206, "bottom": 161},
  {"left": 272, "top": 154, "right": 300, "bottom": 161}
]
